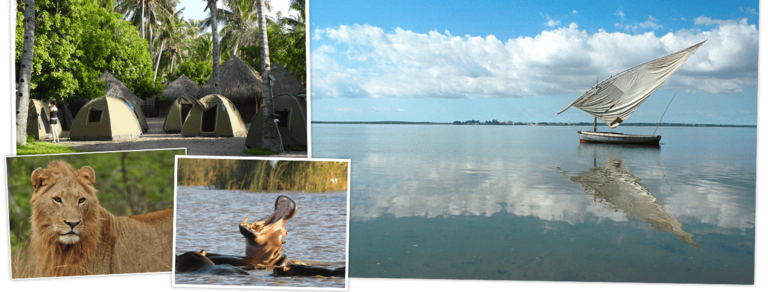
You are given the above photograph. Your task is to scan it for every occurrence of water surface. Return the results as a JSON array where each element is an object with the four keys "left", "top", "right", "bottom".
[
  {"left": 313, "top": 124, "right": 755, "bottom": 284},
  {"left": 174, "top": 186, "right": 348, "bottom": 288}
]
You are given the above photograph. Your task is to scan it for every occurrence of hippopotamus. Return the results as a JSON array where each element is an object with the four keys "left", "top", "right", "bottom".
[
  {"left": 206, "top": 195, "right": 297, "bottom": 267},
  {"left": 198, "top": 196, "right": 347, "bottom": 277},
  {"left": 175, "top": 250, "right": 249, "bottom": 275},
  {"left": 273, "top": 264, "right": 346, "bottom": 277}
]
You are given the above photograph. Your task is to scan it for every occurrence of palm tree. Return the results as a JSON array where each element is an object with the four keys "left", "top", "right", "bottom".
[
  {"left": 164, "top": 9, "right": 186, "bottom": 72},
  {"left": 10, "top": 1, "right": 16, "bottom": 144},
  {"left": 115, "top": 0, "right": 176, "bottom": 57},
  {"left": 152, "top": 7, "right": 186, "bottom": 81},
  {"left": 256, "top": 0, "right": 280, "bottom": 151},
  {"left": 16, "top": 0, "right": 36, "bottom": 146},
  {"left": 204, "top": 0, "right": 220, "bottom": 94}
]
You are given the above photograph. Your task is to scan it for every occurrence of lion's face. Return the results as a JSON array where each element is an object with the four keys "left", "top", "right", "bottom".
[{"left": 30, "top": 161, "right": 99, "bottom": 245}]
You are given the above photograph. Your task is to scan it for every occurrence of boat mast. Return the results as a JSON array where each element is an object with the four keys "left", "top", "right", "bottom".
[{"left": 592, "top": 77, "right": 598, "bottom": 132}]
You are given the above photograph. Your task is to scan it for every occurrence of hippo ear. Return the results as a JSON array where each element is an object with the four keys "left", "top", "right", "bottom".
[
  {"left": 199, "top": 249, "right": 207, "bottom": 257},
  {"left": 78, "top": 166, "right": 96, "bottom": 186},
  {"left": 30, "top": 167, "right": 46, "bottom": 193}
]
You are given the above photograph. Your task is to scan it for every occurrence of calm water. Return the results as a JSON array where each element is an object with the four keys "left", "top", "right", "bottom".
[
  {"left": 174, "top": 186, "right": 348, "bottom": 288},
  {"left": 312, "top": 124, "right": 755, "bottom": 284}
]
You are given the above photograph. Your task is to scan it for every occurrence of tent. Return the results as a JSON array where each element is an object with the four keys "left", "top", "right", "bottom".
[
  {"left": 244, "top": 94, "right": 307, "bottom": 151},
  {"left": 197, "top": 56, "right": 263, "bottom": 123},
  {"left": 181, "top": 94, "right": 247, "bottom": 137},
  {"left": 120, "top": 97, "right": 149, "bottom": 133},
  {"left": 26, "top": 99, "right": 62, "bottom": 140},
  {"left": 100, "top": 71, "right": 142, "bottom": 105},
  {"left": 160, "top": 75, "right": 201, "bottom": 115},
  {"left": 163, "top": 95, "right": 197, "bottom": 133},
  {"left": 98, "top": 71, "right": 148, "bottom": 132},
  {"left": 69, "top": 96, "right": 143, "bottom": 141}
]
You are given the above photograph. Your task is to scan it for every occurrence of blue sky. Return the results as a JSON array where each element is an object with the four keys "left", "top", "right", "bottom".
[
  {"left": 177, "top": 0, "right": 297, "bottom": 28},
  {"left": 309, "top": 0, "right": 759, "bottom": 125}
]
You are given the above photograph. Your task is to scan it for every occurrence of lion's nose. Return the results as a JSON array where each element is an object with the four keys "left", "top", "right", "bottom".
[{"left": 64, "top": 220, "right": 80, "bottom": 228}]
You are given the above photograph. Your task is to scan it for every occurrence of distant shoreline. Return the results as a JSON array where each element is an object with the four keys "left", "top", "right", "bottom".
[{"left": 313, "top": 121, "right": 756, "bottom": 128}]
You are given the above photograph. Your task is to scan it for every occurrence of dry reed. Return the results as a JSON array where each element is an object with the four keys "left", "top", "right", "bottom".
[{"left": 177, "top": 159, "right": 348, "bottom": 193}]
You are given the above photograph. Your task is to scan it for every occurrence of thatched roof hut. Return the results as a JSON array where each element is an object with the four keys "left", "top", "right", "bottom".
[
  {"left": 269, "top": 63, "right": 306, "bottom": 97},
  {"left": 162, "top": 75, "right": 201, "bottom": 102},
  {"left": 100, "top": 71, "right": 142, "bottom": 105},
  {"left": 197, "top": 56, "right": 263, "bottom": 123}
]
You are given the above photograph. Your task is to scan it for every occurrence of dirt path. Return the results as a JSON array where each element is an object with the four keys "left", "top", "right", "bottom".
[{"left": 57, "top": 118, "right": 307, "bottom": 157}]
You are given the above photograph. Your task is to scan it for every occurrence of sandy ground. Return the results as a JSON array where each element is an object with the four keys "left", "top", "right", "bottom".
[{"left": 55, "top": 118, "right": 308, "bottom": 157}]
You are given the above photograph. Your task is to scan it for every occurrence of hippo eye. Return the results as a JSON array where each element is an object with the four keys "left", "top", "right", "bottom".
[
  {"left": 78, "top": 198, "right": 86, "bottom": 204},
  {"left": 53, "top": 197, "right": 62, "bottom": 203}
]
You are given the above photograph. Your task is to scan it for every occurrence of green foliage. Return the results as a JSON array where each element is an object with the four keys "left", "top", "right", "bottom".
[
  {"left": 168, "top": 59, "right": 213, "bottom": 87},
  {"left": 15, "top": 0, "right": 155, "bottom": 101},
  {"left": 240, "top": 22, "right": 307, "bottom": 85},
  {"left": 7, "top": 149, "right": 183, "bottom": 252},
  {"left": 132, "top": 77, "right": 164, "bottom": 99},
  {"left": 243, "top": 147, "right": 280, "bottom": 155},
  {"left": 16, "top": 135, "right": 83, "bottom": 155}
]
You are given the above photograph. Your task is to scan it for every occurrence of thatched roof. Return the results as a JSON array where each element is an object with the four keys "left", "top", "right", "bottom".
[
  {"left": 269, "top": 63, "right": 306, "bottom": 97},
  {"left": 100, "top": 71, "right": 141, "bottom": 105},
  {"left": 162, "top": 75, "right": 201, "bottom": 101},
  {"left": 197, "top": 56, "right": 263, "bottom": 103}
]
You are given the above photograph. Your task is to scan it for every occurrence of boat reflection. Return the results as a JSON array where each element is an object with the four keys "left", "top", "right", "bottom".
[{"left": 567, "top": 144, "right": 698, "bottom": 248}]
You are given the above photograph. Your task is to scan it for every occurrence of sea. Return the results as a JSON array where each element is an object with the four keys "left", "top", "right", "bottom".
[
  {"left": 173, "top": 186, "right": 348, "bottom": 288},
  {"left": 312, "top": 124, "right": 755, "bottom": 284}
]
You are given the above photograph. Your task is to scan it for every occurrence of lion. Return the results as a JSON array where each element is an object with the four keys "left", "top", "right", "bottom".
[{"left": 27, "top": 160, "right": 174, "bottom": 277}]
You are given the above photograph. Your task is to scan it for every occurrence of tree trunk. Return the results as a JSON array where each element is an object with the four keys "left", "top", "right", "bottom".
[
  {"left": 11, "top": 1, "right": 16, "bottom": 146},
  {"left": 208, "top": 0, "right": 220, "bottom": 94},
  {"left": 257, "top": 0, "right": 280, "bottom": 151},
  {"left": 141, "top": 0, "right": 145, "bottom": 39},
  {"left": 148, "top": 22, "right": 153, "bottom": 55},
  {"left": 153, "top": 39, "right": 164, "bottom": 81},
  {"left": 16, "top": 0, "right": 36, "bottom": 146},
  {"left": 170, "top": 52, "right": 176, "bottom": 74},
  {"left": 232, "top": 37, "right": 239, "bottom": 57}
]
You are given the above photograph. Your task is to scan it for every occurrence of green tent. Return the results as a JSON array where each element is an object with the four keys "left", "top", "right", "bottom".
[
  {"left": 181, "top": 94, "right": 247, "bottom": 137},
  {"left": 27, "top": 99, "right": 62, "bottom": 140},
  {"left": 120, "top": 97, "right": 149, "bottom": 133},
  {"left": 163, "top": 95, "right": 197, "bottom": 133},
  {"left": 69, "top": 96, "right": 143, "bottom": 141},
  {"left": 244, "top": 94, "right": 307, "bottom": 151}
]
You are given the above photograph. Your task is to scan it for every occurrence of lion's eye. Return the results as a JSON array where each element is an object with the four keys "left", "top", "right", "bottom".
[
  {"left": 53, "top": 197, "right": 62, "bottom": 203},
  {"left": 78, "top": 198, "right": 86, "bottom": 204}
]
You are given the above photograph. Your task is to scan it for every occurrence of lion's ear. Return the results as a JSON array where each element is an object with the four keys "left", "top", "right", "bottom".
[
  {"left": 30, "top": 168, "right": 45, "bottom": 193},
  {"left": 78, "top": 166, "right": 96, "bottom": 186}
]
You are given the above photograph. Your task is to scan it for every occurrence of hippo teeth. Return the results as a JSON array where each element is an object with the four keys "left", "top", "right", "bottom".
[{"left": 241, "top": 217, "right": 249, "bottom": 225}]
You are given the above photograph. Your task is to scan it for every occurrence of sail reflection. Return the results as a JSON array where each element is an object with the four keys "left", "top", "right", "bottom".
[{"left": 568, "top": 156, "right": 699, "bottom": 248}]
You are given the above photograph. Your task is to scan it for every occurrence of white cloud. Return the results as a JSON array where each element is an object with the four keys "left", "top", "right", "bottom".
[
  {"left": 311, "top": 18, "right": 758, "bottom": 99},
  {"left": 572, "top": 10, "right": 578, "bottom": 15},
  {"left": 622, "top": 15, "right": 664, "bottom": 33},
  {"left": 616, "top": 10, "right": 625, "bottom": 20},
  {"left": 545, "top": 16, "right": 560, "bottom": 27},
  {"left": 741, "top": 7, "right": 758, "bottom": 15}
]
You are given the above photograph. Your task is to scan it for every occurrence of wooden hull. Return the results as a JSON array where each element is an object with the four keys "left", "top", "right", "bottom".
[{"left": 577, "top": 131, "right": 661, "bottom": 145}]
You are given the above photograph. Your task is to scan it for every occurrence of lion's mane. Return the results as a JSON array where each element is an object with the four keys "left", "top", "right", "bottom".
[{"left": 28, "top": 161, "right": 173, "bottom": 277}]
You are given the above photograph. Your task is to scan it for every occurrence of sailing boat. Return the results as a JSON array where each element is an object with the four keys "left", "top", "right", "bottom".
[{"left": 558, "top": 41, "right": 706, "bottom": 144}]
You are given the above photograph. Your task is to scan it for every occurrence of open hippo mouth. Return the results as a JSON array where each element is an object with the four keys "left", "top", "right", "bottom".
[{"left": 239, "top": 195, "right": 297, "bottom": 241}]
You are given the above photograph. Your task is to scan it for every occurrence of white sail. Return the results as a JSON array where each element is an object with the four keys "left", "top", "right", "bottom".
[{"left": 558, "top": 41, "right": 705, "bottom": 128}]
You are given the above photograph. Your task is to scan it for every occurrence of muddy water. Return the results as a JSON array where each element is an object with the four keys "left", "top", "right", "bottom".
[{"left": 174, "top": 186, "right": 348, "bottom": 288}]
